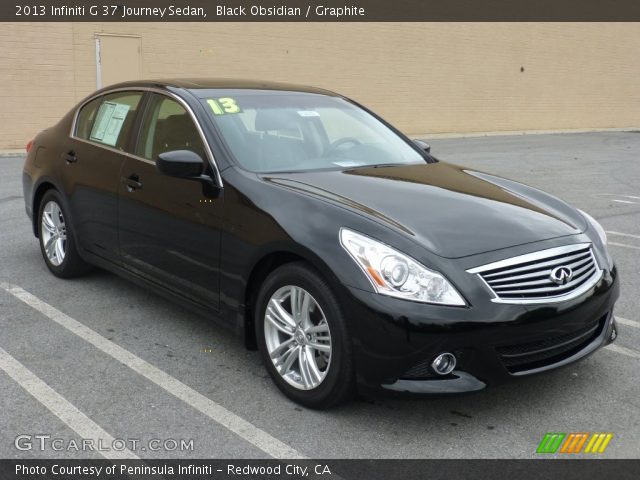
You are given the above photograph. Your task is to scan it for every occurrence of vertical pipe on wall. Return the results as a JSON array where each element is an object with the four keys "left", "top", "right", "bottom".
[{"left": 95, "top": 36, "right": 102, "bottom": 89}]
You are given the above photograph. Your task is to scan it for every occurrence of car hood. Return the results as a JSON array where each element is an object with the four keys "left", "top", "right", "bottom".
[{"left": 261, "top": 162, "right": 586, "bottom": 259}]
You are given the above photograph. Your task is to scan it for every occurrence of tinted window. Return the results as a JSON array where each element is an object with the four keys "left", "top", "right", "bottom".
[
  {"left": 136, "top": 94, "right": 206, "bottom": 161},
  {"left": 88, "top": 91, "right": 143, "bottom": 151},
  {"left": 75, "top": 97, "right": 102, "bottom": 140}
]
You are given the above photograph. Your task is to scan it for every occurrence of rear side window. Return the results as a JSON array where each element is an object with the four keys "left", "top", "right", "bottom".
[
  {"left": 135, "top": 94, "right": 206, "bottom": 161},
  {"left": 74, "top": 97, "right": 102, "bottom": 140},
  {"left": 87, "top": 91, "right": 143, "bottom": 151}
]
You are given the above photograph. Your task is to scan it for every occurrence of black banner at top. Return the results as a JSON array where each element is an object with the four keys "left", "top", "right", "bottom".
[{"left": 4, "top": 0, "right": 640, "bottom": 22}]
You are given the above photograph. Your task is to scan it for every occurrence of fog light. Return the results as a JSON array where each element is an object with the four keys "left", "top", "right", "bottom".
[{"left": 431, "top": 353, "right": 456, "bottom": 375}]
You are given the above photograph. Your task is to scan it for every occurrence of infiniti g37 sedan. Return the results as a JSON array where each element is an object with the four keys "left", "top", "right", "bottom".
[{"left": 22, "top": 79, "right": 619, "bottom": 408}]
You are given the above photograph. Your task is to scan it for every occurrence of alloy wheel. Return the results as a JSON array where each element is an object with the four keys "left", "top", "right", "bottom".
[
  {"left": 41, "top": 201, "right": 67, "bottom": 266},
  {"left": 264, "top": 285, "right": 332, "bottom": 390}
]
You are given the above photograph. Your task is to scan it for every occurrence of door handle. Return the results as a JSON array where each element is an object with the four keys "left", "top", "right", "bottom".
[
  {"left": 123, "top": 175, "right": 143, "bottom": 192},
  {"left": 62, "top": 150, "right": 77, "bottom": 164}
]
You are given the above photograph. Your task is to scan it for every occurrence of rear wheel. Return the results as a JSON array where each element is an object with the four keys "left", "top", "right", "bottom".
[
  {"left": 37, "top": 190, "right": 90, "bottom": 278},
  {"left": 256, "top": 262, "right": 355, "bottom": 409}
]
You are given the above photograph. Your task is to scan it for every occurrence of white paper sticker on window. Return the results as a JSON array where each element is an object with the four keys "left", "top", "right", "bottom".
[
  {"left": 90, "top": 101, "right": 131, "bottom": 147},
  {"left": 297, "top": 110, "right": 320, "bottom": 117},
  {"left": 333, "top": 160, "right": 362, "bottom": 167}
]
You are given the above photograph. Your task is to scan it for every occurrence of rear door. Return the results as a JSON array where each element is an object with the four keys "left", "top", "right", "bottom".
[
  {"left": 64, "top": 90, "right": 144, "bottom": 264},
  {"left": 117, "top": 92, "right": 222, "bottom": 310}
]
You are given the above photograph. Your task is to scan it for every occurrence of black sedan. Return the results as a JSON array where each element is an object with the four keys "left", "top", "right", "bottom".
[{"left": 22, "top": 79, "right": 619, "bottom": 408}]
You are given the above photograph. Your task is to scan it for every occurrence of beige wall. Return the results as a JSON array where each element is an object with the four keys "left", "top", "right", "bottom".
[{"left": 1, "top": 22, "right": 639, "bottom": 149}]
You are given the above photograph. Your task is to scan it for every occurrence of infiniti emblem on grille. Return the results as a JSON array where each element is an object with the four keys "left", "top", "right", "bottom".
[{"left": 550, "top": 266, "right": 573, "bottom": 285}]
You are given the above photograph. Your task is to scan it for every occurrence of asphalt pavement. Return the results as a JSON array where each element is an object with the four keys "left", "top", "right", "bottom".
[{"left": 0, "top": 131, "right": 638, "bottom": 459}]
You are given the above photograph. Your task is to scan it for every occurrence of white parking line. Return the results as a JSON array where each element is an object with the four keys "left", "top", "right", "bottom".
[
  {"left": 0, "top": 347, "right": 138, "bottom": 460},
  {"left": 605, "top": 344, "right": 640, "bottom": 360},
  {"left": 612, "top": 200, "right": 638, "bottom": 205},
  {"left": 593, "top": 194, "right": 640, "bottom": 200},
  {"left": 606, "top": 231, "right": 640, "bottom": 240},
  {"left": 616, "top": 317, "right": 640, "bottom": 329},
  {"left": 609, "top": 242, "right": 640, "bottom": 251},
  {"left": 0, "top": 283, "right": 305, "bottom": 460}
]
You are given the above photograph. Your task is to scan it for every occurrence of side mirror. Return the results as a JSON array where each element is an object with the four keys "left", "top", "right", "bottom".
[
  {"left": 157, "top": 150, "right": 205, "bottom": 179},
  {"left": 414, "top": 139, "right": 431, "bottom": 154}
]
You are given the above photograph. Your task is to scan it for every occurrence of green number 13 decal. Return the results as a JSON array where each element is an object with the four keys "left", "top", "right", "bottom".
[{"left": 207, "top": 97, "right": 241, "bottom": 115}]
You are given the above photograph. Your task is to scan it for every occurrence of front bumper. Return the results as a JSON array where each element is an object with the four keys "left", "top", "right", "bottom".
[{"left": 341, "top": 263, "right": 619, "bottom": 395}]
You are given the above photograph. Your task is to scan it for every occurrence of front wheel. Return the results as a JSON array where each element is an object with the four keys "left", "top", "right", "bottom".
[{"left": 255, "top": 262, "right": 355, "bottom": 409}]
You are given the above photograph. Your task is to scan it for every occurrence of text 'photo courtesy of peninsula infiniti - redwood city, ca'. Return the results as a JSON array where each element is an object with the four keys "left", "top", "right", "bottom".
[{"left": 22, "top": 79, "right": 619, "bottom": 408}]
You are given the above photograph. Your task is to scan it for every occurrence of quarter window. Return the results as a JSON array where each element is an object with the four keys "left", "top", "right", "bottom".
[
  {"left": 87, "top": 91, "right": 143, "bottom": 151},
  {"left": 74, "top": 97, "right": 102, "bottom": 140},
  {"left": 136, "top": 94, "right": 206, "bottom": 161}
]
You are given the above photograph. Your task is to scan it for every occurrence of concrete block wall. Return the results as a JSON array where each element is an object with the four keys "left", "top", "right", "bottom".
[{"left": 1, "top": 22, "right": 639, "bottom": 149}]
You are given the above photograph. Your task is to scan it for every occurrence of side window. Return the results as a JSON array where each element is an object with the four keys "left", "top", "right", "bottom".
[
  {"left": 74, "top": 97, "right": 102, "bottom": 140},
  {"left": 136, "top": 94, "right": 206, "bottom": 161},
  {"left": 88, "top": 91, "right": 143, "bottom": 151}
]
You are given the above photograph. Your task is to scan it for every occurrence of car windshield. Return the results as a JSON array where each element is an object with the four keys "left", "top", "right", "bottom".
[{"left": 198, "top": 91, "right": 426, "bottom": 173}]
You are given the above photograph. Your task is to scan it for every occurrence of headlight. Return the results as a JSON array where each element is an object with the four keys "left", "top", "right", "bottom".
[
  {"left": 578, "top": 209, "right": 607, "bottom": 246},
  {"left": 578, "top": 209, "right": 612, "bottom": 269},
  {"left": 339, "top": 228, "right": 466, "bottom": 306}
]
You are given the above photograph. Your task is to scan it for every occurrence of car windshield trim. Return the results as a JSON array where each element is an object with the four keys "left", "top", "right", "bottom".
[{"left": 255, "top": 161, "right": 429, "bottom": 176}]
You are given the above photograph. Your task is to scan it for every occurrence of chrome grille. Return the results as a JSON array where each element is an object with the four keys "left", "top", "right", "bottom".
[{"left": 467, "top": 243, "right": 602, "bottom": 304}]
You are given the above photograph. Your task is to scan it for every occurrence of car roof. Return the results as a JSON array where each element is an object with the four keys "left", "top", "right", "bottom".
[{"left": 100, "top": 78, "right": 339, "bottom": 96}]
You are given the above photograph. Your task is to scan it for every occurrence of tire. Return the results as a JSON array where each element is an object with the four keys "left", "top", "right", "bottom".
[
  {"left": 255, "top": 262, "right": 355, "bottom": 409},
  {"left": 37, "top": 189, "right": 91, "bottom": 278}
]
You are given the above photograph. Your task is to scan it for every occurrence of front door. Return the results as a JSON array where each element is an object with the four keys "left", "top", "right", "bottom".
[{"left": 117, "top": 93, "right": 222, "bottom": 310}]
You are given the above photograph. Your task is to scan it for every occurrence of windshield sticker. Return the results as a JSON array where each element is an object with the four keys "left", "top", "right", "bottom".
[
  {"left": 208, "top": 97, "right": 241, "bottom": 115},
  {"left": 89, "top": 101, "right": 130, "bottom": 147},
  {"left": 333, "top": 160, "right": 362, "bottom": 167},
  {"left": 297, "top": 110, "right": 320, "bottom": 117}
]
